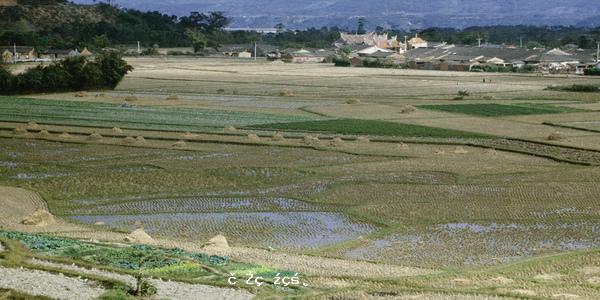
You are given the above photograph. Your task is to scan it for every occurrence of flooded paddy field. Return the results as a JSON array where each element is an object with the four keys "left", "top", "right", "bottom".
[
  {"left": 345, "top": 221, "right": 600, "bottom": 267},
  {"left": 70, "top": 211, "right": 375, "bottom": 249}
]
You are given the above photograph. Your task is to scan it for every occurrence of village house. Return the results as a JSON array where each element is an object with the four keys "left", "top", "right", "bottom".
[
  {"left": 407, "top": 34, "right": 428, "bottom": 50},
  {"left": 282, "top": 49, "right": 328, "bottom": 63},
  {"left": 39, "top": 49, "right": 72, "bottom": 60},
  {"left": 402, "top": 44, "right": 597, "bottom": 73},
  {"left": 337, "top": 32, "right": 402, "bottom": 51},
  {"left": 0, "top": 46, "right": 37, "bottom": 63},
  {"left": 218, "top": 44, "right": 278, "bottom": 59}
]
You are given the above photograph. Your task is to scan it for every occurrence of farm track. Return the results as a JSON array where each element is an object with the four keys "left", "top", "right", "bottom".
[
  {"left": 2, "top": 121, "right": 600, "bottom": 166},
  {"left": 29, "top": 259, "right": 255, "bottom": 300},
  {"left": 0, "top": 265, "right": 107, "bottom": 300}
]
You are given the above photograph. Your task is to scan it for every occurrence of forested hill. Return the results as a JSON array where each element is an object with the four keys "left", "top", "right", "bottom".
[
  {"left": 74, "top": 0, "right": 600, "bottom": 30},
  {"left": 0, "top": 0, "right": 188, "bottom": 49},
  {"left": 1, "top": 0, "right": 599, "bottom": 52}
]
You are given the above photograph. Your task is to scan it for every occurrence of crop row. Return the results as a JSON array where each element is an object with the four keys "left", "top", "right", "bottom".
[{"left": 0, "top": 96, "right": 319, "bottom": 131}]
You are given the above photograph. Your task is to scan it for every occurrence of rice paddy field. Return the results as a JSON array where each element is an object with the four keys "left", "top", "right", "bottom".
[{"left": 2, "top": 57, "right": 600, "bottom": 299}]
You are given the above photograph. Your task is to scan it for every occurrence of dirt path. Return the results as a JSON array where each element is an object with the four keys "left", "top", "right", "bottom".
[
  {"left": 0, "top": 266, "right": 107, "bottom": 300},
  {"left": 30, "top": 259, "right": 254, "bottom": 300},
  {"left": 150, "top": 279, "right": 254, "bottom": 300}
]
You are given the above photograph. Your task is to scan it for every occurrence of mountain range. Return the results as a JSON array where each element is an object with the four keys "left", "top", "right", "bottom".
[{"left": 72, "top": 0, "right": 600, "bottom": 29}]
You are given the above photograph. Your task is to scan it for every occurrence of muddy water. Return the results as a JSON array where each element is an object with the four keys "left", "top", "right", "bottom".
[{"left": 70, "top": 211, "right": 375, "bottom": 249}]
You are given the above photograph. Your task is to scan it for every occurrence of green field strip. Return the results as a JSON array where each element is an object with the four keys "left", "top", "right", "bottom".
[
  {"left": 248, "top": 118, "right": 493, "bottom": 139},
  {"left": 417, "top": 103, "right": 587, "bottom": 117}
]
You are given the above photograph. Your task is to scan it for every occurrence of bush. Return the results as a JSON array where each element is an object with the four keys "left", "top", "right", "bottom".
[
  {"left": 362, "top": 58, "right": 398, "bottom": 69},
  {"left": 333, "top": 55, "right": 351, "bottom": 67},
  {"left": 0, "top": 65, "right": 14, "bottom": 91},
  {"left": 471, "top": 65, "right": 516, "bottom": 73},
  {"left": 584, "top": 68, "right": 600, "bottom": 76},
  {"left": 0, "top": 52, "right": 132, "bottom": 95},
  {"left": 546, "top": 84, "right": 599, "bottom": 93},
  {"left": 140, "top": 48, "right": 159, "bottom": 56}
]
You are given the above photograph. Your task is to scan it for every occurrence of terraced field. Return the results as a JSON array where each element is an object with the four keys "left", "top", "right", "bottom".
[{"left": 3, "top": 58, "right": 600, "bottom": 298}]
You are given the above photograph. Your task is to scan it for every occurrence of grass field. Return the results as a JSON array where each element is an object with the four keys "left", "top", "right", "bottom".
[
  {"left": 0, "top": 96, "right": 320, "bottom": 132},
  {"left": 418, "top": 103, "right": 585, "bottom": 117},
  {"left": 250, "top": 118, "right": 492, "bottom": 138},
  {"left": 2, "top": 57, "right": 600, "bottom": 298}
]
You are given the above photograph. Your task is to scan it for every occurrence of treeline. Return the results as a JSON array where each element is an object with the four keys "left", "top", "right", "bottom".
[
  {"left": 2, "top": 1, "right": 600, "bottom": 51},
  {"left": 0, "top": 52, "right": 132, "bottom": 94}
]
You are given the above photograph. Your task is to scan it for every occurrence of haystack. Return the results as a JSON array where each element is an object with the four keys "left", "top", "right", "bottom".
[
  {"left": 547, "top": 132, "right": 566, "bottom": 141},
  {"left": 346, "top": 98, "right": 361, "bottom": 105},
  {"left": 74, "top": 91, "right": 88, "bottom": 98},
  {"left": 112, "top": 127, "right": 123, "bottom": 134},
  {"left": 124, "top": 228, "right": 156, "bottom": 244},
  {"left": 14, "top": 127, "right": 27, "bottom": 134},
  {"left": 303, "top": 135, "right": 319, "bottom": 145},
  {"left": 172, "top": 140, "right": 187, "bottom": 148},
  {"left": 224, "top": 125, "right": 237, "bottom": 132},
  {"left": 135, "top": 136, "right": 146, "bottom": 143},
  {"left": 247, "top": 133, "right": 260, "bottom": 142},
  {"left": 434, "top": 149, "right": 446, "bottom": 155},
  {"left": 485, "top": 148, "right": 498, "bottom": 156},
  {"left": 166, "top": 94, "right": 178, "bottom": 101},
  {"left": 272, "top": 132, "right": 285, "bottom": 141},
  {"left": 399, "top": 105, "right": 417, "bottom": 114},
  {"left": 453, "top": 146, "right": 469, "bottom": 154},
  {"left": 356, "top": 136, "right": 370, "bottom": 143},
  {"left": 38, "top": 130, "right": 51, "bottom": 138},
  {"left": 125, "top": 95, "right": 138, "bottom": 102},
  {"left": 27, "top": 122, "right": 41, "bottom": 129},
  {"left": 398, "top": 143, "right": 409, "bottom": 150},
  {"left": 58, "top": 132, "right": 73, "bottom": 139},
  {"left": 329, "top": 137, "right": 344, "bottom": 147},
  {"left": 279, "top": 91, "right": 294, "bottom": 97},
  {"left": 21, "top": 209, "right": 56, "bottom": 227},
  {"left": 203, "top": 234, "right": 230, "bottom": 252},
  {"left": 88, "top": 132, "right": 103, "bottom": 141},
  {"left": 122, "top": 136, "right": 136, "bottom": 144}
]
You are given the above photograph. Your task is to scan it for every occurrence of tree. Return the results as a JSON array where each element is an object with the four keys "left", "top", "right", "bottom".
[
  {"left": 185, "top": 29, "right": 208, "bottom": 53},
  {"left": 92, "top": 34, "right": 111, "bottom": 49},
  {"left": 179, "top": 11, "right": 230, "bottom": 32},
  {"left": 357, "top": 17, "right": 366, "bottom": 34},
  {"left": 0, "top": 65, "right": 14, "bottom": 92},
  {"left": 275, "top": 23, "right": 285, "bottom": 33}
]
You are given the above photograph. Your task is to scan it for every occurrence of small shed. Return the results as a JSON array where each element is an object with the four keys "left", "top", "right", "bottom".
[
  {"left": 237, "top": 50, "right": 252, "bottom": 58},
  {"left": 80, "top": 48, "right": 94, "bottom": 57},
  {"left": 2, "top": 49, "right": 12, "bottom": 63}
]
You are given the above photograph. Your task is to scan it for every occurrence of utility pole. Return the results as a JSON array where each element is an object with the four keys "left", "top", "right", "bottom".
[
  {"left": 137, "top": 41, "right": 141, "bottom": 54},
  {"left": 477, "top": 37, "right": 482, "bottom": 48},
  {"left": 254, "top": 42, "right": 257, "bottom": 61},
  {"left": 13, "top": 43, "right": 16, "bottom": 64},
  {"left": 597, "top": 41, "right": 599, "bottom": 63},
  {"left": 519, "top": 37, "right": 523, "bottom": 48},
  {"left": 404, "top": 35, "right": 408, "bottom": 51}
]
